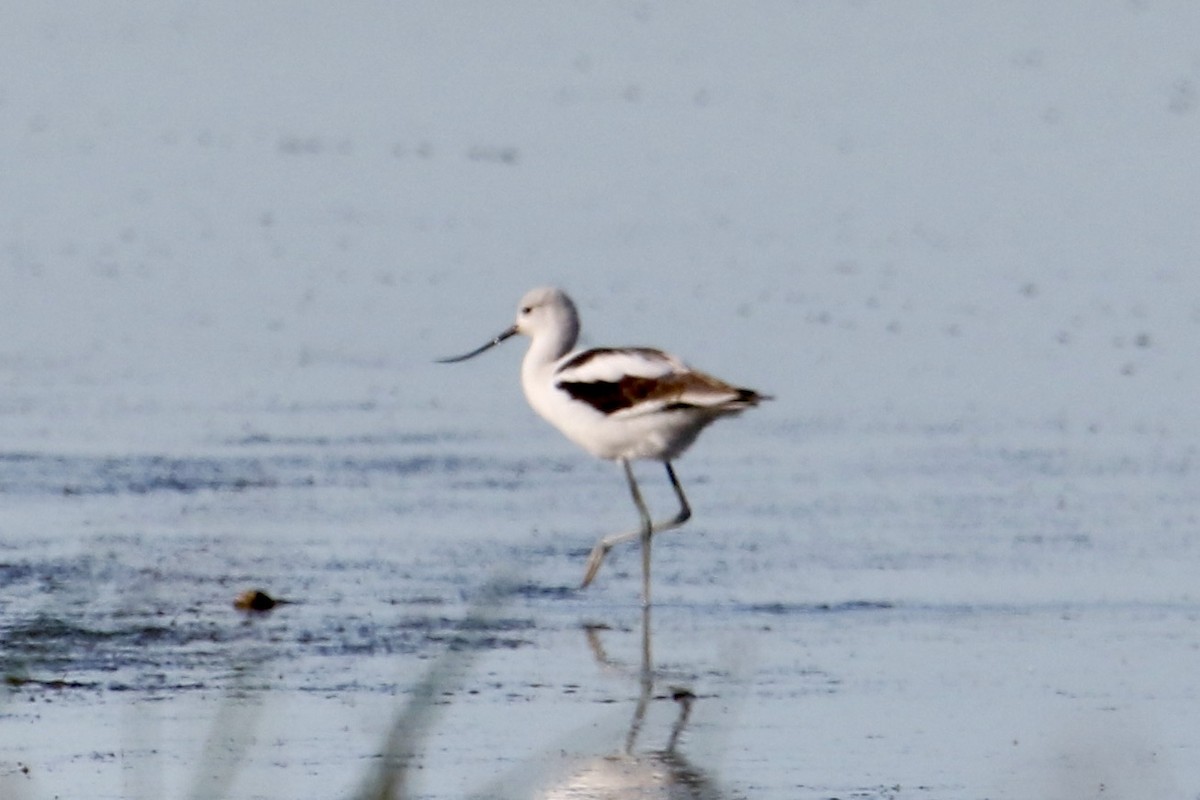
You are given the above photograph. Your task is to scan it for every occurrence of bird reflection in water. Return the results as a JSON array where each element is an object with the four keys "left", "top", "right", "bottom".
[
  {"left": 535, "top": 606, "right": 727, "bottom": 800},
  {"left": 353, "top": 592, "right": 730, "bottom": 800}
]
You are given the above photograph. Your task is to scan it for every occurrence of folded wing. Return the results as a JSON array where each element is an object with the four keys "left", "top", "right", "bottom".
[{"left": 555, "top": 347, "right": 763, "bottom": 417}]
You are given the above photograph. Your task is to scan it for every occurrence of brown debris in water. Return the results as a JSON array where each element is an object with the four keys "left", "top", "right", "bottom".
[{"left": 233, "top": 589, "right": 281, "bottom": 613}]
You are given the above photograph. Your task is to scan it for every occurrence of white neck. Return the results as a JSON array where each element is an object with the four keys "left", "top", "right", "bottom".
[{"left": 524, "top": 322, "right": 574, "bottom": 370}]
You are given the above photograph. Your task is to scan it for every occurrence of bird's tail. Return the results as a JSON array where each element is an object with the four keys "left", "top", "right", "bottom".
[{"left": 730, "top": 387, "right": 771, "bottom": 407}]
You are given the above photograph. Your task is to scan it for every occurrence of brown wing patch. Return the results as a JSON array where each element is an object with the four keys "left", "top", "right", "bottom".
[
  {"left": 557, "top": 376, "right": 657, "bottom": 414},
  {"left": 558, "top": 371, "right": 745, "bottom": 415}
]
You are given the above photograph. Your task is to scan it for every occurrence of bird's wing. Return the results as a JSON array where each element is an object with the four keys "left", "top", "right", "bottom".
[
  {"left": 555, "top": 347, "right": 684, "bottom": 384},
  {"left": 555, "top": 348, "right": 747, "bottom": 417}
]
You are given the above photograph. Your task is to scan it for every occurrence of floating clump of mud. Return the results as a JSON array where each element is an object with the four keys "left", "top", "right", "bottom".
[{"left": 233, "top": 589, "right": 287, "bottom": 612}]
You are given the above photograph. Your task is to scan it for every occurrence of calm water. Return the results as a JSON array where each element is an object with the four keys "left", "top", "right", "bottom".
[{"left": 2, "top": 417, "right": 1199, "bottom": 798}]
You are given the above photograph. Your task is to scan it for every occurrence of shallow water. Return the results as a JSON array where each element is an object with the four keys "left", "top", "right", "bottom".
[{"left": 3, "top": 421, "right": 1200, "bottom": 799}]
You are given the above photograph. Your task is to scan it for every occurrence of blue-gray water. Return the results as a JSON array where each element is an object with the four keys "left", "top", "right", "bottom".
[{"left": 2, "top": 3, "right": 1200, "bottom": 798}]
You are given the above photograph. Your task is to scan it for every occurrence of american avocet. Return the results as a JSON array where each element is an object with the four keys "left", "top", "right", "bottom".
[{"left": 438, "top": 286, "right": 768, "bottom": 605}]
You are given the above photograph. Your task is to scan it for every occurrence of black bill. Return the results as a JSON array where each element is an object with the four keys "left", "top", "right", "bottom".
[{"left": 435, "top": 325, "right": 519, "bottom": 363}]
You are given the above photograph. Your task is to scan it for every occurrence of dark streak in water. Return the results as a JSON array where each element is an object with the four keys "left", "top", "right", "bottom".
[
  {"left": 0, "top": 451, "right": 532, "bottom": 496},
  {"left": 740, "top": 600, "right": 896, "bottom": 615},
  {"left": 510, "top": 583, "right": 578, "bottom": 600}
]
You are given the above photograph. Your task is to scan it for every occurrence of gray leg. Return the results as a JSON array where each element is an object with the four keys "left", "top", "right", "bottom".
[
  {"left": 626, "top": 460, "right": 654, "bottom": 605},
  {"left": 580, "top": 461, "right": 693, "bottom": 603},
  {"left": 662, "top": 462, "right": 692, "bottom": 526}
]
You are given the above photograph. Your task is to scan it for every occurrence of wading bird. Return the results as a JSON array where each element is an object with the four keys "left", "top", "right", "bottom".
[{"left": 438, "top": 286, "right": 768, "bottom": 605}]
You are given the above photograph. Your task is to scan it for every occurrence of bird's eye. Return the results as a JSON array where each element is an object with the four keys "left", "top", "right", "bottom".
[{"left": 520, "top": 306, "right": 532, "bottom": 315}]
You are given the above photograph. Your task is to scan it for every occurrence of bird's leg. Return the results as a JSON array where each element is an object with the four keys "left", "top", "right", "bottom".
[
  {"left": 579, "top": 461, "right": 694, "bottom": 602},
  {"left": 628, "top": 460, "right": 654, "bottom": 606},
  {"left": 662, "top": 461, "right": 692, "bottom": 528}
]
